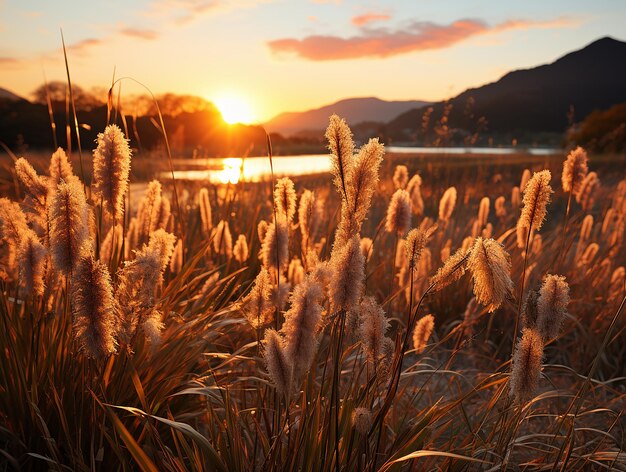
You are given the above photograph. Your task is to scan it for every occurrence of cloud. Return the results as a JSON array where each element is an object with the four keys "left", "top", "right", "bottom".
[
  {"left": 66, "top": 38, "right": 104, "bottom": 56},
  {"left": 146, "top": 0, "right": 273, "bottom": 26},
  {"left": 351, "top": 13, "right": 391, "bottom": 27},
  {"left": 0, "top": 57, "right": 21, "bottom": 67},
  {"left": 268, "top": 17, "right": 577, "bottom": 61},
  {"left": 119, "top": 27, "right": 160, "bottom": 40}
]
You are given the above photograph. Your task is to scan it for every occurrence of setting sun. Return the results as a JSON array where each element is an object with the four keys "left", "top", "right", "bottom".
[{"left": 213, "top": 94, "right": 255, "bottom": 125}]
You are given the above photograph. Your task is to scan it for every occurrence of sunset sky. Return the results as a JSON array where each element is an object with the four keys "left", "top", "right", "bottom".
[{"left": 1, "top": 0, "right": 625, "bottom": 122}]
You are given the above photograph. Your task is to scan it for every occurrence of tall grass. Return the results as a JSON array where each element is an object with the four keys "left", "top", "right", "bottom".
[{"left": 0, "top": 114, "right": 625, "bottom": 471}]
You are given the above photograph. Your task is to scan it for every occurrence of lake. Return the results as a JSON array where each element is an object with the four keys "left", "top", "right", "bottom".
[{"left": 162, "top": 146, "right": 561, "bottom": 184}]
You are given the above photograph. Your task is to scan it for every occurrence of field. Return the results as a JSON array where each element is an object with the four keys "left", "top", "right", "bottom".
[{"left": 0, "top": 118, "right": 625, "bottom": 471}]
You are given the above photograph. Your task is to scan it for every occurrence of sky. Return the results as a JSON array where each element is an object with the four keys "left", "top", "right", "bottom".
[{"left": 1, "top": 0, "right": 625, "bottom": 122}]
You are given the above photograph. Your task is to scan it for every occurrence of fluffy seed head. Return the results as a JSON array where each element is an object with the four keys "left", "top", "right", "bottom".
[
  {"left": 199, "top": 187, "right": 213, "bottom": 233},
  {"left": 356, "top": 296, "right": 390, "bottom": 368},
  {"left": 49, "top": 179, "right": 90, "bottom": 275},
  {"left": 406, "top": 174, "right": 424, "bottom": 216},
  {"left": 261, "top": 218, "right": 289, "bottom": 274},
  {"left": 137, "top": 180, "right": 163, "bottom": 241},
  {"left": 281, "top": 276, "right": 324, "bottom": 379},
  {"left": 429, "top": 246, "right": 469, "bottom": 292},
  {"left": 71, "top": 248, "right": 118, "bottom": 359},
  {"left": 385, "top": 189, "right": 412, "bottom": 235},
  {"left": 329, "top": 235, "right": 365, "bottom": 313},
  {"left": 0, "top": 198, "right": 29, "bottom": 248},
  {"left": 146, "top": 229, "right": 177, "bottom": 270},
  {"left": 92, "top": 124, "right": 132, "bottom": 220},
  {"left": 518, "top": 170, "right": 553, "bottom": 233},
  {"left": 520, "top": 169, "right": 531, "bottom": 193},
  {"left": 511, "top": 186, "right": 521, "bottom": 209},
  {"left": 274, "top": 177, "right": 297, "bottom": 223},
  {"left": 241, "top": 268, "right": 275, "bottom": 328},
  {"left": 405, "top": 225, "right": 437, "bottom": 270},
  {"left": 393, "top": 165, "right": 409, "bottom": 189},
  {"left": 49, "top": 147, "right": 76, "bottom": 185},
  {"left": 263, "top": 329, "right": 293, "bottom": 397},
  {"left": 298, "top": 190, "right": 322, "bottom": 248},
  {"left": 15, "top": 158, "right": 49, "bottom": 205},
  {"left": 536, "top": 274, "right": 570, "bottom": 340},
  {"left": 466, "top": 237, "right": 513, "bottom": 312},
  {"left": 18, "top": 230, "right": 46, "bottom": 296},
  {"left": 233, "top": 234, "right": 249, "bottom": 263},
  {"left": 326, "top": 114, "right": 355, "bottom": 200},
  {"left": 580, "top": 214, "right": 594, "bottom": 242},
  {"left": 413, "top": 314, "right": 435, "bottom": 354},
  {"left": 562, "top": 146, "right": 588, "bottom": 195},
  {"left": 438, "top": 187, "right": 457, "bottom": 222},
  {"left": 257, "top": 220, "right": 269, "bottom": 244},
  {"left": 477, "top": 197, "right": 490, "bottom": 227},
  {"left": 510, "top": 328, "right": 543, "bottom": 403},
  {"left": 495, "top": 196, "right": 506, "bottom": 218},
  {"left": 576, "top": 172, "right": 600, "bottom": 211},
  {"left": 213, "top": 220, "right": 233, "bottom": 258}
]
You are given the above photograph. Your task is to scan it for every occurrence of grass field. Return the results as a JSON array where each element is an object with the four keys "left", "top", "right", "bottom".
[{"left": 0, "top": 117, "right": 625, "bottom": 471}]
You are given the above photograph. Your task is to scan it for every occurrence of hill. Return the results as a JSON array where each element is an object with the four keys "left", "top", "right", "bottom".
[
  {"left": 387, "top": 36, "right": 626, "bottom": 144},
  {"left": 265, "top": 97, "right": 431, "bottom": 136},
  {"left": 0, "top": 87, "right": 25, "bottom": 102}
]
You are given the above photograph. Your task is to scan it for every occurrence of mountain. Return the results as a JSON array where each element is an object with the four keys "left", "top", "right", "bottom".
[
  {"left": 265, "top": 97, "right": 431, "bottom": 136},
  {"left": 0, "top": 87, "right": 25, "bottom": 102},
  {"left": 387, "top": 36, "right": 626, "bottom": 143}
]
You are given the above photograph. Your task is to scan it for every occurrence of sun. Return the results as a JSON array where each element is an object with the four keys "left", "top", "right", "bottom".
[{"left": 213, "top": 93, "right": 255, "bottom": 125}]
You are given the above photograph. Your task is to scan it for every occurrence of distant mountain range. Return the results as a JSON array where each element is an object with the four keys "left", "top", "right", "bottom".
[
  {"left": 386, "top": 36, "right": 626, "bottom": 143},
  {"left": 265, "top": 97, "right": 431, "bottom": 136},
  {"left": 0, "top": 87, "right": 24, "bottom": 102}
]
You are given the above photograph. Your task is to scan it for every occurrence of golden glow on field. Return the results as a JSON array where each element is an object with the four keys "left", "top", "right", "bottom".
[
  {"left": 218, "top": 157, "right": 244, "bottom": 184},
  {"left": 213, "top": 93, "right": 255, "bottom": 125}
]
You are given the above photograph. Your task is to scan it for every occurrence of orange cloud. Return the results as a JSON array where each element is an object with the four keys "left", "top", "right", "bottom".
[
  {"left": 352, "top": 13, "right": 391, "bottom": 27},
  {"left": 0, "top": 57, "right": 21, "bottom": 67},
  {"left": 268, "top": 17, "right": 577, "bottom": 61},
  {"left": 67, "top": 38, "right": 104, "bottom": 56},
  {"left": 119, "top": 28, "right": 160, "bottom": 40}
]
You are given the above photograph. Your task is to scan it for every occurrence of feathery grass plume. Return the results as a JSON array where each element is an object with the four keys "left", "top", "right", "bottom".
[
  {"left": 272, "top": 275, "right": 291, "bottom": 311},
  {"left": 360, "top": 237, "right": 373, "bottom": 263},
  {"left": 241, "top": 268, "right": 274, "bottom": 328},
  {"left": 357, "top": 296, "right": 390, "bottom": 368},
  {"left": 385, "top": 189, "right": 412, "bottom": 235},
  {"left": 594, "top": 258, "right": 612, "bottom": 288},
  {"left": 125, "top": 217, "right": 139, "bottom": 259},
  {"left": 341, "top": 138, "right": 384, "bottom": 240},
  {"left": 99, "top": 224, "right": 123, "bottom": 263},
  {"left": 495, "top": 196, "right": 506, "bottom": 218},
  {"left": 281, "top": 276, "right": 324, "bottom": 380},
  {"left": 198, "top": 187, "right": 213, "bottom": 234},
  {"left": 298, "top": 190, "right": 322, "bottom": 250},
  {"left": 49, "top": 147, "right": 75, "bottom": 185},
  {"left": 288, "top": 258, "right": 304, "bottom": 285},
  {"left": 477, "top": 197, "right": 490, "bottom": 228},
  {"left": 329, "top": 235, "right": 365, "bottom": 313},
  {"left": 18, "top": 230, "right": 46, "bottom": 296},
  {"left": 471, "top": 221, "right": 481, "bottom": 238},
  {"left": 561, "top": 146, "right": 588, "bottom": 195},
  {"left": 157, "top": 195, "right": 171, "bottom": 230},
  {"left": 601, "top": 208, "right": 616, "bottom": 237},
  {"left": 438, "top": 187, "right": 457, "bottom": 222},
  {"left": 326, "top": 114, "right": 355, "bottom": 201},
  {"left": 0, "top": 198, "right": 30, "bottom": 270},
  {"left": 351, "top": 408, "right": 372, "bottom": 434},
  {"left": 518, "top": 170, "right": 553, "bottom": 233},
  {"left": 405, "top": 225, "right": 437, "bottom": 270},
  {"left": 261, "top": 218, "right": 289, "bottom": 274},
  {"left": 169, "top": 238, "right": 183, "bottom": 273},
  {"left": 146, "top": 229, "right": 177, "bottom": 270},
  {"left": 274, "top": 177, "right": 297, "bottom": 223},
  {"left": 461, "top": 236, "right": 475, "bottom": 252},
  {"left": 213, "top": 220, "right": 233, "bottom": 258},
  {"left": 536, "top": 275, "right": 570, "bottom": 340},
  {"left": 608, "top": 266, "right": 625, "bottom": 302},
  {"left": 263, "top": 328, "right": 293, "bottom": 397},
  {"left": 440, "top": 245, "right": 450, "bottom": 262},
  {"left": 467, "top": 237, "right": 513, "bottom": 312},
  {"left": 520, "top": 168, "right": 531, "bottom": 193},
  {"left": 577, "top": 242, "right": 599, "bottom": 268},
  {"left": 407, "top": 174, "right": 424, "bottom": 216},
  {"left": 233, "top": 234, "right": 249, "bottom": 263},
  {"left": 257, "top": 220, "right": 269, "bottom": 244},
  {"left": 15, "top": 157, "right": 49, "bottom": 205},
  {"left": 521, "top": 289, "right": 539, "bottom": 329},
  {"left": 577, "top": 171, "right": 600, "bottom": 211},
  {"left": 142, "top": 309, "right": 164, "bottom": 347},
  {"left": 413, "top": 314, "right": 435, "bottom": 354},
  {"left": 92, "top": 124, "right": 132, "bottom": 220},
  {"left": 49, "top": 178, "right": 89, "bottom": 275},
  {"left": 429, "top": 246, "right": 469, "bottom": 291},
  {"left": 511, "top": 186, "right": 521, "bottom": 209},
  {"left": 71, "top": 247, "right": 117, "bottom": 359},
  {"left": 509, "top": 328, "right": 543, "bottom": 403},
  {"left": 581, "top": 214, "right": 594, "bottom": 241},
  {"left": 137, "top": 180, "right": 162, "bottom": 240},
  {"left": 393, "top": 165, "right": 409, "bottom": 189}
]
